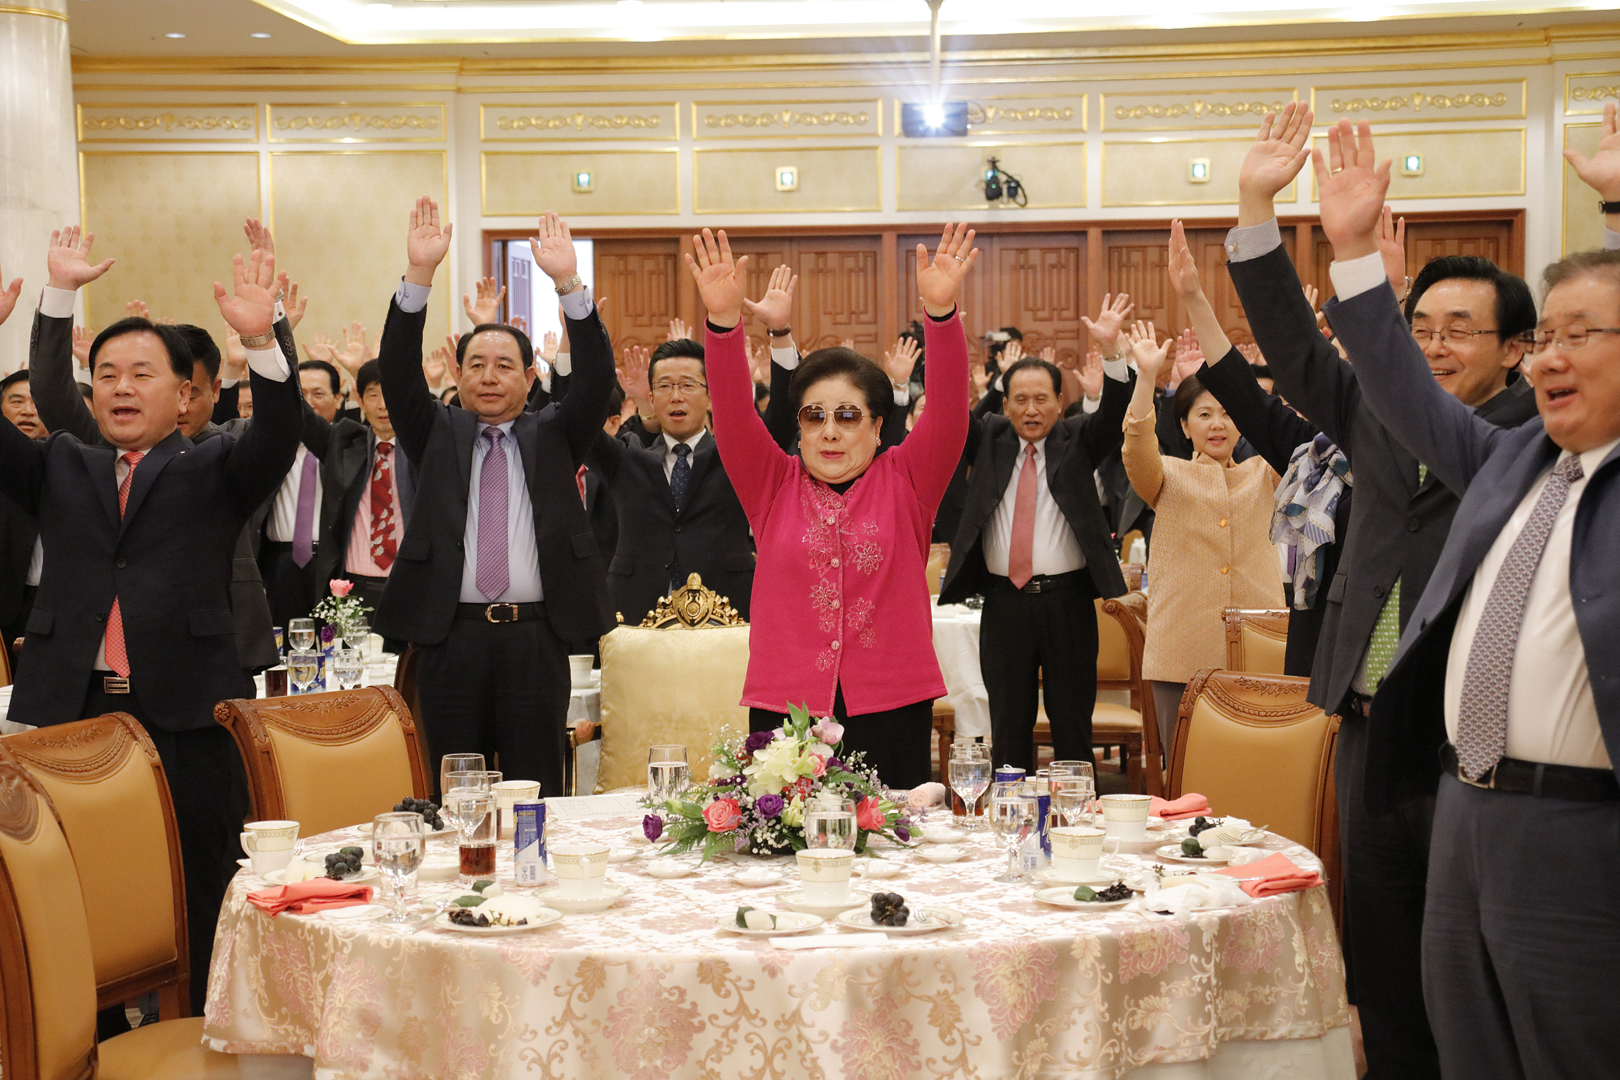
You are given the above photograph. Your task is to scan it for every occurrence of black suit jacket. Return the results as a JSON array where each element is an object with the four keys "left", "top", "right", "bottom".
[
  {"left": 374, "top": 295, "right": 615, "bottom": 646},
  {"left": 0, "top": 492, "right": 39, "bottom": 630},
  {"left": 3, "top": 308, "right": 301, "bottom": 729},
  {"left": 938, "top": 370, "right": 1134, "bottom": 604},
  {"left": 1229, "top": 243, "right": 1538, "bottom": 722}
]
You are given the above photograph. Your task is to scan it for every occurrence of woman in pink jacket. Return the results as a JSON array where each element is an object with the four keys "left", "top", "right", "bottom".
[{"left": 688, "top": 224, "right": 977, "bottom": 788}]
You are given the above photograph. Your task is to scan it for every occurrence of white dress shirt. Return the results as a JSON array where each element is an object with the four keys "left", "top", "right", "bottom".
[
  {"left": 266, "top": 443, "right": 321, "bottom": 543},
  {"left": 662, "top": 430, "right": 707, "bottom": 482},
  {"left": 981, "top": 437, "right": 1086, "bottom": 578}
]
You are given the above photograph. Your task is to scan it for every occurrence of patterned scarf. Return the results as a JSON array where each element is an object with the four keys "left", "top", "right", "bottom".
[{"left": 1270, "top": 433, "right": 1352, "bottom": 610}]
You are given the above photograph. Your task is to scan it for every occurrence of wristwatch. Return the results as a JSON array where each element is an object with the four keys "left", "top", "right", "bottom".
[
  {"left": 767, "top": 326, "right": 793, "bottom": 339},
  {"left": 238, "top": 330, "right": 277, "bottom": 348},
  {"left": 554, "top": 273, "right": 584, "bottom": 296},
  {"left": 1602, "top": 200, "right": 1620, "bottom": 214}
]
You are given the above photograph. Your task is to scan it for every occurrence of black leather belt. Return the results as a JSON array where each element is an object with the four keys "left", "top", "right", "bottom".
[
  {"left": 987, "top": 570, "right": 1088, "bottom": 595},
  {"left": 455, "top": 602, "right": 543, "bottom": 624},
  {"left": 1441, "top": 743, "right": 1619, "bottom": 801}
]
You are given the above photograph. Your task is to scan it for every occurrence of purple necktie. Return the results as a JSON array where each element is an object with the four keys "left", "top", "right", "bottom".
[
  {"left": 476, "top": 428, "right": 511, "bottom": 600},
  {"left": 291, "top": 450, "right": 318, "bottom": 568}
]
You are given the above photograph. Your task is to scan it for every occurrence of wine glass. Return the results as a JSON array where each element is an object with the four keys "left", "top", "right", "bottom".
[
  {"left": 439, "top": 754, "right": 484, "bottom": 804},
  {"left": 372, "top": 812, "right": 426, "bottom": 923},
  {"left": 989, "top": 782, "right": 1038, "bottom": 883},
  {"left": 287, "top": 649, "right": 320, "bottom": 695},
  {"left": 346, "top": 618, "right": 370, "bottom": 658},
  {"left": 287, "top": 618, "right": 316, "bottom": 652},
  {"left": 805, "top": 798, "right": 858, "bottom": 849},
  {"left": 1050, "top": 776, "right": 1091, "bottom": 827},
  {"left": 948, "top": 751, "right": 990, "bottom": 830},
  {"left": 647, "top": 745, "right": 690, "bottom": 802},
  {"left": 331, "top": 648, "right": 363, "bottom": 691}
]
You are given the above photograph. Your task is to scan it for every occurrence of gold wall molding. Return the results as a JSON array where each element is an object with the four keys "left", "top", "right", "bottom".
[
  {"left": 481, "top": 102, "right": 678, "bottom": 140},
  {"left": 77, "top": 103, "right": 259, "bottom": 142},
  {"left": 267, "top": 103, "right": 444, "bottom": 142},
  {"left": 962, "top": 95, "right": 1087, "bottom": 135},
  {"left": 897, "top": 141, "right": 1086, "bottom": 211},
  {"left": 1309, "top": 127, "right": 1524, "bottom": 201},
  {"left": 1311, "top": 79, "right": 1526, "bottom": 122},
  {"left": 1101, "top": 89, "right": 1293, "bottom": 131},
  {"left": 1565, "top": 73, "right": 1620, "bottom": 115},
  {"left": 694, "top": 99, "right": 879, "bottom": 139},
  {"left": 482, "top": 149, "right": 680, "bottom": 216},
  {"left": 692, "top": 146, "right": 880, "bottom": 214}
]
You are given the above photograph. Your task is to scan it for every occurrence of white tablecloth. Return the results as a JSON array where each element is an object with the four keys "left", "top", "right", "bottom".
[{"left": 932, "top": 604, "right": 989, "bottom": 738}]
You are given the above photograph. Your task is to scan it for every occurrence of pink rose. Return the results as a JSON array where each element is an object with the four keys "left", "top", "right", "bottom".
[
  {"left": 702, "top": 798, "right": 742, "bottom": 832},
  {"left": 855, "top": 796, "right": 885, "bottom": 832},
  {"left": 812, "top": 719, "right": 845, "bottom": 746},
  {"left": 809, "top": 753, "right": 828, "bottom": 778},
  {"left": 329, "top": 579, "right": 355, "bottom": 598}
]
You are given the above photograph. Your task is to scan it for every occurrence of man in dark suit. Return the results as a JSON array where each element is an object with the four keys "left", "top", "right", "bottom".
[
  {"left": 334, "top": 360, "right": 414, "bottom": 653},
  {"left": 2, "top": 226, "right": 299, "bottom": 1018},
  {"left": 1225, "top": 103, "right": 1540, "bottom": 1079},
  {"left": 375, "top": 201, "right": 613, "bottom": 798},
  {"left": 0, "top": 371, "right": 44, "bottom": 667},
  {"left": 939, "top": 327, "right": 1134, "bottom": 773},
  {"left": 1316, "top": 116, "right": 1620, "bottom": 1080}
]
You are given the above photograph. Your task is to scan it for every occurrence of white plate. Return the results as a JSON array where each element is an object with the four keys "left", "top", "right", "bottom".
[
  {"left": 915, "top": 846, "right": 968, "bottom": 864},
  {"left": 319, "top": 904, "right": 388, "bottom": 921},
  {"left": 1193, "top": 826, "right": 1268, "bottom": 847},
  {"left": 534, "top": 882, "right": 628, "bottom": 913},
  {"left": 1033, "top": 866, "right": 1118, "bottom": 887},
  {"left": 1033, "top": 887, "right": 1134, "bottom": 911},
  {"left": 263, "top": 866, "right": 378, "bottom": 886},
  {"left": 607, "top": 847, "right": 642, "bottom": 864},
  {"left": 731, "top": 869, "right": 785, "bottom": 888},
  {"left": 918, "top": 828, "right": 969, "bottom": 844},
  {"left": 716, "top": 911, "right": 824, "bottom": 937},
  {"left": 836, "top": 904, "right": 965, "bottom": 935},
  {"left": 1154, "top": 844, "right": 1235, "bottom": 866},
  {"left": 418, "top": 856, "right": 461, "bottom": 882},
  {"left": 1100, "top": 835, "right": 1164, "bottom": 854},
  {"left": 645, "top": 859, "right": 697, "bottom": 879},
  {"left": 433, "top": 907, "right": 562, "bottom": 934},
  {"left": 777, "top": 890, "right": 871, "bottom": 918},
  {"left": 854, "top": 860, "right": 904, "bottom": 879}
]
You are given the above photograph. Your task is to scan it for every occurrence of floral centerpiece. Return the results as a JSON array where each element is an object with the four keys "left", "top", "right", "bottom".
[
  {"left": 311, "top": 579, "right": 373, "bottom": 642},
  {"left": 647, "top": 704, "right": 916, "bottom": 859}
]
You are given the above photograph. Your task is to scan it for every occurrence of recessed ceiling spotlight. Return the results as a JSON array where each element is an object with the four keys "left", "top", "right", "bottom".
[
  {"left": 250, "top": 31, "right": 272, "bottom": 38},
  {"left": 164, "top": 31, "right": 186, "bottom": 38}
]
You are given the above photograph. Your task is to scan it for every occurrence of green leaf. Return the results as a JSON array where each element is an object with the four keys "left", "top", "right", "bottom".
[
  {"left": 452, "top": 895, "right": 483, "bottom": 907},
  {"left": 735, "top": 905, "right": 755, "bottom": 928},
  {"left": 470, "top": 879, "right": 495, "bottom": 893}
]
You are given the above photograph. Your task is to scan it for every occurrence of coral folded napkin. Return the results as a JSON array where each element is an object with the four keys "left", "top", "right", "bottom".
[
  {"left": 1214, "top": 852, "right": 1322, "bottom": 897},
  {"left": 247, "top": 879, "right": 374, "bottom": 917},
  {"left": 1149, "top": 793, "right": 1211, "bottom": 820}
]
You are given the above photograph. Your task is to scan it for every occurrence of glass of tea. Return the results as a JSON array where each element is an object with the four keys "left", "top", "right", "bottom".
[{"left": 454, "top": 789, "right": 497, "bottom": 881}]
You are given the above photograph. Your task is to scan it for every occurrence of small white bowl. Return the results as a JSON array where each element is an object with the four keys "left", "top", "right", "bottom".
[
  {"left": 645, "top": 858, "right": 697, "bottom": 879},
  {"left": 915, "top": 846, "right": 968, "bottom": 864},
  {"left": 731, "top": 868, "right": 785, "bottom": 888},
  {"left": 855, "top": 859, "right": 904, "bottom": 879},
  {"left": 418, "top": 855, "right": 461, "bottom": 882},
  {"left": 919, "top": 826, "right": 970, "bottom": 844}
]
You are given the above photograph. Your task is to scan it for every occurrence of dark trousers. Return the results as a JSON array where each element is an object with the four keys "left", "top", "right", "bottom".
[
  {"left": 346, "top": 573, "right": 407, "bottom": 655},
  {"left": 979, "top": 573, "right": 1099, "bottom": 775},
  {"left": 79, "top": 680, "right": 249, "bottom": 1023},
  {"left": 1336, "top": 711, "right": 1440, "bottom": 1079},
  {"left": 1423, "top": 772, "right": 1620, "bottom": 1080},
  {"left": 258, "top": 540, "right": 318, "bottom": 630},
  {"left": 2, "top": 583, "right": 36, "bottom": 670},
  {"left": 750, "top": 685, "right": 934, "bottom": 790},
  {"left": 415, "top": 613, "right": 569, "bottom": 801}
]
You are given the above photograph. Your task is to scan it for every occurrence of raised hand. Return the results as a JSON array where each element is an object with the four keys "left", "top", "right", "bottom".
[
  {"left": 1078, "top": 348, "right": 1105, "bottom": 400},
  {"left": 72, "top": 325, "right": 92, "bottom": 368},
  {"left": 222, "top": 328, "right": 248, "bottom": 380},
  {"left": 285, "top": 281, "right": 307, "bottom": 329},
  {"left": 125, "top": 299, "right": 150, "bottom": 320},
  {"left": 463, "top": 276, "right": 506, "bottom": 326},
  {"left": 539, "top": 330, "right": 559, "bottom": 364},
  {"left": 303, "top": 330, "right": 338, "bottom": 367},
  {"left": 1239, "top": 102, "right": 1314, "bottom": 224},
  {"left": 1311, "top": 119, "right": 1390, "bottom": 261},
  {"left": 619, "top": 343, "right": 652, "bottom": 406},
  {"left": 1564, "top": 100, "right": 1620, "bottom": 203},
  {"left": 0, "top": 263, "right": 19, "bottom": 328},
  {"left": 667, "top": 317, "right": 690, "bottom": 342},
  {"left": 244, "top": 217, "right": 276, "bottom": 258},
  {"left": 683, "top": 228, "right": 749, "bottom": 329},
  {"left": 213, "top": 249, "right": 282, "bottom": 338},
  {"left": 746, "top": 338, "right": 769, "bottom": 384},
  {"left": 916, "top": 222, "right": 979, "bottom": 317},
  {"left": 529, "top": 211, "right": 579, "bottom": 290},
  {"left": 46, "top": 226, "right": 116, "bottom": 292},
  {"left": 423, "top": 347, "right": 449, "bottom": 387},
  {"left": 1125, "top": 320, "right": 1171, "bottom": 384},
  {"left": 1301, "top": 283, "right": 1320, "bottom": 313},
  {"left": 1080, "top": 291, "right": 1134, "bottom": 355},
  {"left": 1001, "top": 339, "right": 1024, "bottom": 367},
  {"left": 1170, "top": 330, "right": 1205, "bottom": 390},
  {"left": 339, "top": 321, "right": 368, "bottom": 371},
  {"left": 404, "top": 195, "right": 453, "bottom": 287},
  {"left": 1167, "top": 220, "right": 1204, "bottom": 302},
  {"left": 510, "top": 314, "right": 527, "bottom": 335},
  {"left": 841, "top": 338, "right": 856, "bottom": 351},
  {"left": 1377, "top": 205, "right": 1407, "bottom": 291},
  {"left": 1237, "top": 342, "right": 1266, "bottom": 366},
  {"left": 740, "top": 263, "right": 797, "bottom": 332},
  {"left": 883, "top": 336, "right": 921, "bottom": 387},
  {"left": 970, "top": 359, "right": 992, "bottom": 399},
  {"left": 1038, "top": 345, "right": 1056, "bottom": 365}
]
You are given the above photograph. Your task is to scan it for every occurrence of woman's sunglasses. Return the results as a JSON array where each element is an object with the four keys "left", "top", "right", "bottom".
[{"left": 797, "top": 403, "right": 867, "bottom": 432}]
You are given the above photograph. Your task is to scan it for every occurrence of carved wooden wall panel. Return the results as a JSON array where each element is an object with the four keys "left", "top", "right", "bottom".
[
  {"left": 593, "top": 238, "right": 681, "bottom": 356},
  {"left": 1311, "top": 216, "right": 1520, "bottom": 303},
  {"left": 797, "top": 239, "right": 881, "bottom": 354},
  {"left": 1104, "top": 227, "right": 1260, "bottom": 347}
]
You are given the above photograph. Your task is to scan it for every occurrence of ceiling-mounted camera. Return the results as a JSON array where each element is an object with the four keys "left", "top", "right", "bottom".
[{"left": 983, "top": 157, "right": 1027, "bottom": 207}]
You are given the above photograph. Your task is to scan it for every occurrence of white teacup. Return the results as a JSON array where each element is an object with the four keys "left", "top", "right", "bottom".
[
  {"left": 1050, "top": 826, "right": 1106, "bottom": 877},
  {"left": 796, "top": 848, "right": 854, "bottom": 905},
  {"left": 492, "top": 779, "right": 542, "bottom": 837},
  {"left": 567, "top": 654, "right": 595, "bottom": 689},
  {"left": 240, "top": 820, "right": 299, "bottom": 876},
  {"left": 550, "top": 841, "right": 610, "bottom": 898},
  {"left": 1099, "top": 794, "right": 1153, "bottom": 841}
]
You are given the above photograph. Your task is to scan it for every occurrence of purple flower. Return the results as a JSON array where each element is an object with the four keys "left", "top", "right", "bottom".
[
  {"left": 826, "top": 757, "right": 844, "bottom": 772},
  {"left": 756, "top": 793, "right": 785, "bottom": 818},
  {"left": 744, "top": 730, "right": 775, "bottom": 753},
  {"left": 642, "top": 814, "right": 663, "bottom": 842},
  {"left": 895, "top": 824, "right": 911, "bottom": 842}
]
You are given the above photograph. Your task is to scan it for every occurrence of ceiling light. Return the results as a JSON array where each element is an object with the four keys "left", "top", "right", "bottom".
[
  {"left": 250, "top": 31, "right": 272, "bottom": 38},
  {"left": 164, "top": 31, "right": 186, "bottom": 38}
]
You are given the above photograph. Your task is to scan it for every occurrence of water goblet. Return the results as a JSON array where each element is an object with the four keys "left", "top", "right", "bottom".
[
  {"left": 1050, "top": 776, "right": 1091, "bottom": 827},
  {"left": 989, "top": 782, "right": 1038, "bottom": 884},
  {"left": 948, "top": 750, "right": 991, "bottom": 830},
  {"left": 331, "top": 648, "right": 364, "bottom": 691},
  {"left": 372, "top": 812, "right": 426, "bottom": 923},
  {"left": 805, "top": 799, "right": 858, "bottom": 850},
  {"left": 439, "top": 754, "right": 485, "bottom": 805},
  {"left": 287, "top": 649, "right": 320, "bottom": 695},
  {"left": 287, "top": 617, "right": 316, "bottom": 652},
  {"left": 647, "top": 745, "right": 690, "bottom": 802}
]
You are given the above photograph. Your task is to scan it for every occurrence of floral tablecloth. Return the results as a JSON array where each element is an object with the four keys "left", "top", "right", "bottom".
[{"left": 205, "top": 804, "right": 1351, "bottom": 1080}]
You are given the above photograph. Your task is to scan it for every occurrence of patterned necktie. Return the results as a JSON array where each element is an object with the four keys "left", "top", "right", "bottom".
[
  {"left": 575, "top": 464, "right": 588, "bottom": 507},
  {"left": 1007, "top": 444, "right": 1038, "bottom": 589},
  {"left": 670, "top": 441, "right": 693, "bottom": 510},
  {"left": 1363, "top": 464, "right": 1426, "bottom": 693},
  {"left": 104, "top": 450, "right": 146, "bottom": 679},
  {"left": 369, "top": 441, "right": 397, "bottom": 571},
  {"left": 1454, "top": 454, "right": 1585, "bottom": 779},
  {"left": 475, "top": 428, "right": 511, "bottom": 600},
  {"left": 291, "top": 449, "right": 318, "bottom": 568}
]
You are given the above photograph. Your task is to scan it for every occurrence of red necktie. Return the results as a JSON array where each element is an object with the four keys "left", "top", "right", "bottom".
[
  {"left": 576, "top": 464, "right": 588, "bottom": 507},
  {"left": 104, "top": 450, "right": 146, "bottom": 678},
  {"left": 369, "top": 441, "right": 397, "bottom": 571},
  {"left": 1008, "top": 444, "right": 1037, "bottom": 590}
]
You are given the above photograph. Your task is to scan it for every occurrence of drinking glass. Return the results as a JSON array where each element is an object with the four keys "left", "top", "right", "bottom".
[
  {"left": 331, "top": 648, "right": 363, "bottom": 691},
  {"left": 647, "top": 745, "right": 690, "bottom": 802},
  {"left": 345, "top": 618, "right": 370, "bottom": 659},
  {"left": 372, "top": 811, "right": 426, "bottom": 923},
  {"left": 805, "top": 799, "right": 858, "bottom": 850},
  {"left": 439, "top": 754, "right": 485, "bottom": 805},
  {"left": 441, "top": 764, "right": 494, "bottom": 836},
  {"left": 948, "top": 751, "right": 991, "bottom": 830},
  {"left": 989, "top": 782, "right": 1038, "bottom": 883},
  {"left": 1050, "top": 776, "right": 1091, "bottom": 827},
  {"left": 287, "top": 649, "right": 321, "bottom": 695},
  {"left": 454, "top": 790, "right": 497, "bottom": 882},
  {"left": 287, "top": 618, "right": 317, "bottom": 652}
]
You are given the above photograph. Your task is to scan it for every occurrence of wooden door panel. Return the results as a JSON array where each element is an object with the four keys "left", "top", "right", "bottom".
[
  {"left": 719, "top": 238, "right": 792, "bottom": 357},
  {"left": 1311, "top": 217, "right": 1520, "bottom": 304},
  {"left": 593, "top": 238, "right": 680, "bottom": 357},
  {"left": 1187, "top": 228, "right": 1254, "bottom": 347},
  {"left": 988, "top": 235, "right": 1086, "bottom": 368},
  {"left": 1104, "top": 231, "right": 1173, "bottom": 340},
  {"left": 797, "top": 239, "right": 881, "bottom": 353}
]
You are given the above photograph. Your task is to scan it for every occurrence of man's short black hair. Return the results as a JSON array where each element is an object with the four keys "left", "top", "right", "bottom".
[
  {"left": 297, "top": 359, "right": 341, "bottom": 395},
  {"left": 355, "top": 360, "right": 382, "bottom": 400},
  {"left": 88, "top": 317, "right": 192, "bottom": 380},
  {"left": 456, "top": 323, "right": 534, "bottom": 373},
  {"left": 789, "top": 348, "right": 892, "bottom": 428},
  {"left": 174, "top": 324, "right": 222, "bottom": 382},
  {"left": 987, "top": 325, "right": 1024, "bottom": 363},
  {"left": 1405, "top": 255, "right": 1537, "bottom": 343},
  {"left": 606, "top": 382, "right": 625, "bottom": 423},
  {"left": 0, "top": 370, "right": 30, "bottom": 396},
  {"left": 648, "top": 337, "right": 706, "bottom": 388},
  {"left": 78, "top": 382, "right": 93, "bottom": 404},
  {"left": 1002, "top": 357, "right": 1062, "bottom": 397}
]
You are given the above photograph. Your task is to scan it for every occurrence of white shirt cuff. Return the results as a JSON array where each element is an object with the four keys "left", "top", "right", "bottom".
[
  {"left": 273, "top": 298, "right": 287, "bottom": 322},
  {"left": 245, "top": 344, "right": 290, "bottom": 381},
  {"left": 770, "top": 344, "right": 799, "bottom": 370},
  {"left": 1224, "top": 218, "right": 1283, "bottom": 263},
  {"left": 1328, "top": 251, "right": 1389, "bottom": 303},
  {"left": 1102, "top": 356, "right": 1130, "bottom": 383},
  {"left": 1606, "top": 227, "right": 1620, "bottom": 251},
  {"left": 40, "top": 286, "right": 76, "bottom": 319},
  {"left": 559, "top": 286, "right": 593, "bottom": 322},
  {"left": 1082, "top": 395, "right": 1101, "bottom": 414},
  {"left": 552, "top": 350, "right": 571, "bottom": 377},
  {"left": 991, "top": 374, "right": 1004, "bottom": 394},
  {"left": 395, "top": 279, "right": 432, "bottom": 314},
  {"left": 892, "top": 386, "right": 910, "bottom": 407},
  {"left": 220, "top": 377, "right": 240, "bottom": 389}
]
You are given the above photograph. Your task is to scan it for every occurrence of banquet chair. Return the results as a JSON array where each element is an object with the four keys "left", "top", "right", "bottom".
[
  {"left": 0, "top": 758, "right": 241, "bottom": 1080},
  {"left": 926, "top": 542, "right": 950, "bottom": 596},
  {"left": 595, "top": 573, "right": 750, "bottom": 793},
  {"left": 1223, "top": 608, "right": 1291, "bottom": 674},
  {"left": 1168, "top": 669, "right": 1342, "bottom": 921},
  {"left": 0, "top": 714, "right": 189, "bottom": 1021},
  {"left": 214, "top": 686, "right": 429, "bottom": 838},
  {"left": 0, "top": 638, "right": 11, "bottom": 687}
]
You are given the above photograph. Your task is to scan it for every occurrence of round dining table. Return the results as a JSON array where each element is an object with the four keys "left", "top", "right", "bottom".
[{"left": 205, "top": 796, "right": 1352, "bottom": 1080}]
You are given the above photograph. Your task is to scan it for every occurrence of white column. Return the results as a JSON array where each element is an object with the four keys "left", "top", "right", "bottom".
[{"left": 0, "top": 0, "right": 76, "bottom": 374}]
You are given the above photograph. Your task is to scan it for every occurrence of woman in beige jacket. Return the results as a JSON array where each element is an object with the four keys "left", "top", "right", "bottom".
[{"left": 1123, "top": 222, "right": 1285, "bottom": 754}]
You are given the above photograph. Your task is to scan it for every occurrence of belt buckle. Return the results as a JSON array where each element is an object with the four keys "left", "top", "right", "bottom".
[
  {"left": 485, "top": 603, "right": 519, "bottom": 623},
  {"left": 1458, "top": 761, "right": 1498, "bottom": 790},
  {"left": 1025, "top": 579, "right": 1044, "bottom": 594},
  {"left": 102, "top": 676, "right": 130, "bottom": 695}
]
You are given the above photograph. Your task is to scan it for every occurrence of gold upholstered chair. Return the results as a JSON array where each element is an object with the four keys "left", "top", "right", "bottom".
[
  {"left": 926, "top": 543, "right": 950, "bottom": 596},
  {"left": 595, "top": 574, "right": 750, "bottom": 793},
  {"left": 0, "top": 759, "right": 241, "bottom": 1080},
  {"left": 214, "top": 686, "right": 429, "bottom": 839},
  {"left": 1223, "top": 607, "right": 1291, "bottom": 675},
  {"left": 0, "top": 715, "right": 190, "bottom": 1021}
]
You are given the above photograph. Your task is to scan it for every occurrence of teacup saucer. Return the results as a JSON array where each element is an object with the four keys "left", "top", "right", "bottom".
[
  {"left": 606, "top": 847, "right": 642, "bottom": 864},
  {"left": 777, "top": 889, "right": 871, "bottom": 918},
  {"left": 732, "top": 868, "right": 785, "bottom": 888},
  {"left": 915, "top": 846, "right": 968, "bottom": 864},
  {"left": 1034, "top": 866, "right": 1115, "bottom": 886},
  {"left": 535, "top": 882, "right": 628, "bottom": 913},
  {"left": 919, "top": 827, "right": 969, "bottom": 844},
  {"left": 854, "top": 859, "right": 904, "bottom": 879},
  {"left": 645, "top": 858, "right": 697, "bottom": 879}
]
